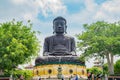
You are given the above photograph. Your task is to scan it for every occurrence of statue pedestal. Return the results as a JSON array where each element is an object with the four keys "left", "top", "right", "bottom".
[
  {"left": 35, "top": 56, "right": 85, "bottom": 66},
  {"left": 33, "top": 56, "right": 87, "bottom": 79}
]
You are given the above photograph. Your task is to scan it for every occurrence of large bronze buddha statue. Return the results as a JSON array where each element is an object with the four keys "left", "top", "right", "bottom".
[
  {"left": 43, "top": 16, "right": 76, "bottom": 56},
  {"left": 34, "top": 17, "right": 86, "bottom": 79}
]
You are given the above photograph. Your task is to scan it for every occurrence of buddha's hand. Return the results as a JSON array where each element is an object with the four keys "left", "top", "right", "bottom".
[
  {"left": 71, "top": 51, "right": 76, "bottom": 56},
  {"left": 43, "top": 52, "right": 51, "bottom": 56}
]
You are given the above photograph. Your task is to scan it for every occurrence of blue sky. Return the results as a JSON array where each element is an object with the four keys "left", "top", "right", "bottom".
[{"left": 0, "top": 0, "right": 120, "bottom": 67}]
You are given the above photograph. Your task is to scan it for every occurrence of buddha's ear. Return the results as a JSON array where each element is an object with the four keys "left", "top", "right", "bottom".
[
  {"left": 53, "top": 25, "right": 55, "bottom": 34},
  {"left": 65, "top": 26, "right": 67, "bottom": 34},
  {"left": 65, "top": 25, "right": 67, "bottom": 28}
]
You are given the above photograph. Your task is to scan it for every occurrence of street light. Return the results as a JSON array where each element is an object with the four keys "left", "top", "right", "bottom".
[
  {"left": 57, "top": 65, "right": 62, "bottom": 79},
  {"left": 48, "top": 69, "right": 52, "bottom": 78}
]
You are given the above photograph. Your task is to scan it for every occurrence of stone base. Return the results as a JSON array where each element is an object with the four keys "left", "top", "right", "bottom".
[
  {"left": 33, "top": 64, "right": 87, "bottom": 79},
  {"left": 34, "top": 56, "right": 87, "bottom": 79}
]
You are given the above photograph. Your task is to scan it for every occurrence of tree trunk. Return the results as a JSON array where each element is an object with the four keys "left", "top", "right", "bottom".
[
  {"left": 106, "top": 52, "right": 114, "bottom": 74},
  {"left": 110, "top": 53, "right": 114, "bottom": 74},
  {"left": 0, "top": 69, "right": 4, "bottom": 75}
]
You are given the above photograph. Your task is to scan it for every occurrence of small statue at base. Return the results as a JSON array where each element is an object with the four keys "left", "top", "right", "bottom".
[{"left": 43, "top": 16, "right": 76, "bottom": 56}]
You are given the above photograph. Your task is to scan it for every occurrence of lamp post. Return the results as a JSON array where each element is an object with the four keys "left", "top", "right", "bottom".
[
  {"left": 69, "top": 69, "right": 73, "bottom": 79},
  {"left": 48, "top": 69, "right": 52, "bottom": 78},
  {"left": 57, "top": 65, "right": 62, "bottom": 79}
]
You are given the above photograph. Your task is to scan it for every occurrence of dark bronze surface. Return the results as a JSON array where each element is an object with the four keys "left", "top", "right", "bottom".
[
  {"left": 43, "top": 16, "right": 76, "bottom": 56},
  {"left": 35, "top": 17, "right": 85, "bottom": 66},
  {"left": 35, "top": 56, "right": 85, "bottom": 66}
]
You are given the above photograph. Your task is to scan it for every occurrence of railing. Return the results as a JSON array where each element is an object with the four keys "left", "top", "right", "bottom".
[
  {"left": 108, "top": 76, "right": 120, "bottom": 80},
  {"left": 0, "top": 77, "right": 12, "bottom": 80}
]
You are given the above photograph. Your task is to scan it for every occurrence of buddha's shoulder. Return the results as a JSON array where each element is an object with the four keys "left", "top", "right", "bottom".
[
  {"left": 44, "top": 35, "right": 56, "bottom": 40},
  {"left": 45, "top": 35, "right": 74, "bottom": 40},
  {"left": 64, "top": 35, "right": 74, "bottom": 39}
]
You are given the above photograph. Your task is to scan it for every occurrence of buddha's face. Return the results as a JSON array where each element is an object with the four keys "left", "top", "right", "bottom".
[{"left": 53, "top": 19, "right": 66, "bottom": 34}]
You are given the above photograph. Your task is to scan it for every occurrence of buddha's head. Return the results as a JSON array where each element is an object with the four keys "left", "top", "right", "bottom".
[{"left": 53, "top": 16, "right": 67, "bottom": 34}]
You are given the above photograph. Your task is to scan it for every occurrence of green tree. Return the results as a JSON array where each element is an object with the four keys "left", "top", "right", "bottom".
[
  {"left": 77, "top": 21, "right": 120, "bottom": 74},
  {"left": 103, "top": 60, "right": 120, "bottom": 75},
  {"left": 103, "top": 63, "right": 108, "bottom": 74},
  {"left": 13, "top": 70, "right": 33, "bottom": 80},
  {"left": 87, "top": 67, "right": 102, "bottom": 75},
  {"left": 0, "top": 20, "right": 40, "bottom": 72},
  {"left": 114, "top": 59, "right": 120, "bottom": 74}
]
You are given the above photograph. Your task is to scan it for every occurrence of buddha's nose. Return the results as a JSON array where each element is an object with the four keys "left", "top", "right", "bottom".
[{"left": 58, "top": 25, "right": 62, "bottom": 28}]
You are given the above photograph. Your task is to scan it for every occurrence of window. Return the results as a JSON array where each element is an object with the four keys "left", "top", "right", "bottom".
[
  {"left": 48, "top": 69, "right": 52, "bottom": 74},
  {"left": 69, "top": 69, "right": 73, "bottom": 74}
]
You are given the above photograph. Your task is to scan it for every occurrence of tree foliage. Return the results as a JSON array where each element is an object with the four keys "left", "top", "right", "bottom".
[
  {"left": 114, "top": 59, "right": 120, "bottom": 74},
  {"left": 0, "top": 20, "right": 40, "bottom": 71},
  {"left": 13, "top": 70, "right": 33, "bottom": 80},
  {"left": 103, "top": 63, "right": 108, "bottom": 74},
  {"left": 87, "top": 67, "right": 102, "bottom": 75},
  {"left": 77, "top": 21, "right": 120, "bottom": 74},
  {"left": 103, "top": 59, "right": 120, "bottom": 74}
]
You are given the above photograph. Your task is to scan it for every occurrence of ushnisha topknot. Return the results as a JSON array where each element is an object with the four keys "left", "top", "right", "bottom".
[{"left": 53, "top": 16, "right": 66, "bottom": 24}]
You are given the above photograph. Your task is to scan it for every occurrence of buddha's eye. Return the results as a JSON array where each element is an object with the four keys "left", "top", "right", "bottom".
[
  {"left": 55, "top": 22, "right": 59, "bottom": 26},
  {"left": 60, "top": 23, "right": 64, "bottom": 26}
]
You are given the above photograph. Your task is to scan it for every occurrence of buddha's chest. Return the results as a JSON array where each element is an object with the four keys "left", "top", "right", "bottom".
[{"left": 53, "top": 36, "right": 69, "bottom": 46}]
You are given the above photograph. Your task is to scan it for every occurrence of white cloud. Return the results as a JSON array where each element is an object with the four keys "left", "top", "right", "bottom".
[
  {"left": 0, "top": 0, "right": 66, "bottom": 22},
  {"left": 102, "top": 0, "right": 120, "bottom": 13},
  {"left": 94, "top": 0, "right": 120, "bottom": 22},
  {"left": 84, "top": 0, "right": 98, "bottom": 12},
  {"left": 10, "top": 0, "right": 66, "bottom": 18},
  {"left": 62, "top": 0, "right": 84, "bottom": 4},
  {"left": 23, "top": 13, "right": 34, "bottom": 20},
  {"left": 65, "top": 0, "right": 120, "bottom": 28},
  {"left": 11, "top": 0, "right": 27, "bottom": 4},
  {"left": 64, "top": 0, "right": 98, "bottom": 27},
  {"left": 35, "top": 0, "right": 66, "bottom": 17}
]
